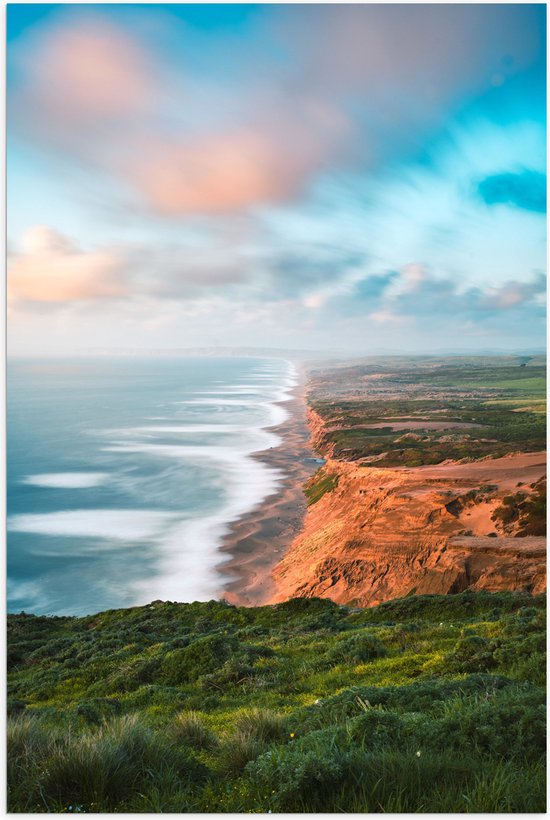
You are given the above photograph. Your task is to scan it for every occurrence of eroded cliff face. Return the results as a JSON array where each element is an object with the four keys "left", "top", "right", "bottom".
[
  {"left": 271, "top": 453, "right": 546, "bottom": 606},
  {"left": 306, "top": 407, "right": 332, "bottom": 455}
]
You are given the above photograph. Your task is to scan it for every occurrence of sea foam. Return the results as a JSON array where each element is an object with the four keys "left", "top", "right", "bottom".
[
  {"left": 8, "top": 356, "right": 299, "bottom": 614},
  {"left": 9, "top": 509, "right": 178, "bottom": 540},
  {"left": 22, "top": 472, "right": 109, "bottom": 489}
]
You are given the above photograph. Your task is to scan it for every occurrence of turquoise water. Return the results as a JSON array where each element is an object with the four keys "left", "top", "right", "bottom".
[{"left": 8, "top": 357, "right": 296, "bottom": 616}]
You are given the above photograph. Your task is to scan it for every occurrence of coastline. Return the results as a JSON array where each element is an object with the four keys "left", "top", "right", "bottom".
[{"left": 217, "top": 362, "right": 316, "bottom": 606}]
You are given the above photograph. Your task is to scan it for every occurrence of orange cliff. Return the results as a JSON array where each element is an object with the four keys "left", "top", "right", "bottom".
[{"left": 271, "top": 451, "right": 546, "bottom": 607}]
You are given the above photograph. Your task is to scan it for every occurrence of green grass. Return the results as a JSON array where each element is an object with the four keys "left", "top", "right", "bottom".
[
  {"left": 304, "top": 469, "right": 339, "bottom": 505},
  {"left": 458, "top": 376, "right": 546, "bottom": 393},
  {"left": 308, "top": 358, "right": 546, "bottom": 465},
  {"left": 7, "top": 591, "right": 546, "bottom": 812}
]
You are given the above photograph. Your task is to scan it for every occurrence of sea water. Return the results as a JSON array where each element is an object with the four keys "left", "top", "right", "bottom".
[{"left": 7, "top": 357, "right": 297, "bottom": 616}]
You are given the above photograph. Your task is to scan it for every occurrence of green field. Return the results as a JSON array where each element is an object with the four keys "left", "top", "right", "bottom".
[
  {"left": 8, "top": 592, "right": 546, "bottom": 813},
  {"left": 452, "top": 376, "right": 546, "bottom": 394},
  {"left": 309, "top": 357, "right": 546, "bottom": 466}
]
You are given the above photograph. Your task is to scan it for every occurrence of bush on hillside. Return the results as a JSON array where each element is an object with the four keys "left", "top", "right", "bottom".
[{"left": 326, "top": 632, "right": 388, "bottom": 664}]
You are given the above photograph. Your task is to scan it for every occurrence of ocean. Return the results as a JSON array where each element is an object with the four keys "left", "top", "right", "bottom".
[{"left": 7, "top": 356, "right": 296, "bottom": 616}]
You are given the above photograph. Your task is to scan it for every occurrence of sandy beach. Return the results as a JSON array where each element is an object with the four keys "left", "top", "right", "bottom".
[{"left": 218, "top": 363, "right": 316, "bottom": 606}]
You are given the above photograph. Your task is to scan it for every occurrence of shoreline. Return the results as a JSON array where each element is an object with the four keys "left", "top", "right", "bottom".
[{"left": 217, "top": 362, "right": 316, "bottom": 606}]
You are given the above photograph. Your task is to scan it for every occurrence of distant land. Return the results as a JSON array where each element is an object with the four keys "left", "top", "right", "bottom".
[{"left": 9, "top": 346, "right": 547, "bottom": 361}]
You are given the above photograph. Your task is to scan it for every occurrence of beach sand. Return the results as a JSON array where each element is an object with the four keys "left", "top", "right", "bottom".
[{"left": 218, "top": 363, "right": 316, "bottom": 606}]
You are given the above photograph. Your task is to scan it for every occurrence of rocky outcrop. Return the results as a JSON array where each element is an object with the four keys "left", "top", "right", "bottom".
[{"left": 271, "top": 453, "right": 546, "bottom": 606}]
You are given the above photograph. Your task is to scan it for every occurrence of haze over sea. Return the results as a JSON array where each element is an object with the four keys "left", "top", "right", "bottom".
[{"left": 8, "top": 357, "right": 296, "bottom": 616}]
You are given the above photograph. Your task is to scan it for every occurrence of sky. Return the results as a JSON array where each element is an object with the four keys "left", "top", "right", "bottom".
[{"left": 7, "top": 3, "right": 547, "bottom": 355}]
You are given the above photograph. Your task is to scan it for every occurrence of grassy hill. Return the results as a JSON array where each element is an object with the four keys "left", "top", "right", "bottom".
[{"left": 8, "top": 591, "right": 546, "bottom": 813}]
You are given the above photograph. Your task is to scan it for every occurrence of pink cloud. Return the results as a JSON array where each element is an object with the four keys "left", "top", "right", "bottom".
[
  {"left": 8, "top": 226, "right": 128, "bottom": 304},
  {"left": 12, "top": 14, "right": 352, "bottom": 213},
  {"left": 121, "top": 102, "right": 349, "bottom": 214},
  {"left": 9, "top": 7, "right": 542, "bottom": 215},
  {"left": 368, "top": 309, "right": 408, "bottom": 326},
  {"left": 482, "top": 277, "right": 546, "bottom": 310},
  {"left": 14, "top": 16, "right": 156, "bottom": 129}
]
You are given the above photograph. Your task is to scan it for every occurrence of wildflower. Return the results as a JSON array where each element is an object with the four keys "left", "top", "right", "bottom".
[
  {"left": 289, "top": 732, "right": 295, "bottom": 738},
  {"left": 314, "top": 698, "right": 322, "bottom": 706},
  {"left": 416, "top": 750, "right": 421, "bottom": 757}
]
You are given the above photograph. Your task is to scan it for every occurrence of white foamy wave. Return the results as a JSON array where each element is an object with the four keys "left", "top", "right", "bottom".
[
  {"left": 8, "top": 510, "right": 178, "bottom": 540},
  {"left": 22, "top": 472, "right": 109, "bottom": 489},
  {"left": 262, "top": 401, "right": 289, "bottom": 428},
  {"left": 128, "top": 446, "right": 284, "bottom": 601},
  {"left": 97, "top": 424, "right": 243, "bottom": 439},
  {"left": 9, "top": 357, "right": 300, "bottom": 611},
  {"left": 134, "top": 424, "right": 242, "bottom": 434},
  {"left": 103, "top": 431, "right": 281, "bottom": 461},
  {"left": 176, "top": 398, "right": 255, "bottom": 406},
  {"left": 194, "top": 388, "right": 265, "bottom": 395}
]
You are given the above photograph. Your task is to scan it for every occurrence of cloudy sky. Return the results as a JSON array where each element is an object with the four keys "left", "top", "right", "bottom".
[{"left": 7, "top": 3, "right": 546, "bottom": 355}]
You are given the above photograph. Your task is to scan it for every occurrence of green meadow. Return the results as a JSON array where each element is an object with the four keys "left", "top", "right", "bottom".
[
  {"left": 309, "top": 358, "right": 546, "bottom": 466},
  {"left": 8, "top": 591, "right": 546, "bottom": 813}
]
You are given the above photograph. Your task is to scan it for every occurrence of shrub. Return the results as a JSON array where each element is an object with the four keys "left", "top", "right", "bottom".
[
  {"left": 217, "top": 734, "right": 265, "bottom": 776},
  {"left": 7, "top": 714, "right": 207, "bottom": 813},
  {"left": 170, "top": 711, "right": 218, "bottom": 750},
  {"left": 493, "top": 633, "right": 546, "bottom": 684},
  {"left": 161, "top": 633, "right": 239, "bottom": 684},
  {"left": 232, "top": 708, "right": 286, "bottom": 744},
  {"left": 291, "top": 675, "right": 515, "bottom": 732},
  {"left": 403, "top": 687, "right": 546, "bottom": 760},
  {"left": 326, "top": 632, "right": 388, "bottom": 664},
  {"left": 347, "top": 709, "right": 404, "bottom": 748},
  {"left": 246, "top": 744, "right": 352, "bottom": 812},
  {"left": 216, "top": 709, "right": 286, "bottom": 776},
  {"left": 7, "top": 699, "right": 27, "bottom": 717},
  {"left": 200, "top": 657, "right": 256, "bottom": 692},
  {"left": 446, "top": 634, "right": 496, "bottom": 673}
]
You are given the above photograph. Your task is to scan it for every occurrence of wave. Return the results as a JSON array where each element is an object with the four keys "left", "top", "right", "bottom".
[
  {"left": 8, "top": 357, "right": 299, "bottom": 613},
  {"left": 21, "top": 472, "right": 110, "bottom": 489},
  {"left": 8, "top": 509, "right": 178, "bottom": 541},
  {"left": 103, "top": 360, "right": 297, "bottom": 602}
]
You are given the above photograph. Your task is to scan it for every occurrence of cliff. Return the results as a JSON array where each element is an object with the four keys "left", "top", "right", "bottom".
[{"left": 272, "top": 454, "right": 546, "bottom": 607}]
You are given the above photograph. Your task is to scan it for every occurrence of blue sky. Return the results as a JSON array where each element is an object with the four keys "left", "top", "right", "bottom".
[{"left": 7, "top": 3, "right": 546, "bottom": 354}]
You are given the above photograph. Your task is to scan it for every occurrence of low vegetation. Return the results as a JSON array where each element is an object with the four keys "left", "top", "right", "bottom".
[
  {"left": 308, "top": 356, "right": 546, "bottom": 465},
  {"left": 8, "top": 591, "right": 546, "bottom": 812},
  {"left": 491, "top": 477, "right": 546, "bottom": 536},
  {"left": 304, "top": 468, "right": 339, "bottom": 505}
]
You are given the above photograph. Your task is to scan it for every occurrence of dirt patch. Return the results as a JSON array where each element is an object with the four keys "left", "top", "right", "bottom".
[{"left": 364, "top": 421, "right": 483, "bottom": 431}]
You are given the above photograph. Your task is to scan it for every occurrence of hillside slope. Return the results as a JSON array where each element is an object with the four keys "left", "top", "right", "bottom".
[{"left": 7, "top": 592, "right": 546, "bottom": 813}]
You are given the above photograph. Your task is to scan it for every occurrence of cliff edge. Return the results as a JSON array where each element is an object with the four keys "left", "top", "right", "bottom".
[{"left": 271, "top": 358, "right": 546, "bottom": 606}]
